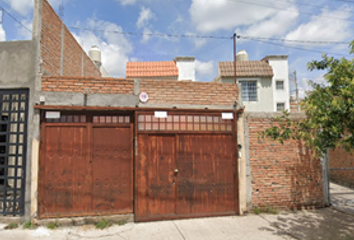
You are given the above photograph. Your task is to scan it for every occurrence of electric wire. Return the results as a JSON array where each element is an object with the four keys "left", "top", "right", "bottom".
[
  {"left": 227, "top": 0, "right": 354, "bottom": 23},
  {"left": 243, "top": 37, "right": 351, "bottom": 57},
  {"left": 0, "top": 7, "right": 32, "bottom": 33}
]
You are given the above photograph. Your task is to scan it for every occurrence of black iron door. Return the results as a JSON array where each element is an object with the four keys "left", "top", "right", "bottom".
[{"left": 0, "top": 89, "right": 29, "bottom": 216}]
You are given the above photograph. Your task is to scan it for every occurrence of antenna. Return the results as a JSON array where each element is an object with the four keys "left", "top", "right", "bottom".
[{"left": 59, "top": 3, "right": 64, "bottom": 21}]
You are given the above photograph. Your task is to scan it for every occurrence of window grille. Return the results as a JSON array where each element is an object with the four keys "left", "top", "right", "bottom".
[
  {"left": 240, "top": 81, "right": 257, "bottom": 102},
  {"left": 45, "top": 113, "right": 131, "bottom": 124},
  {"left": 138, "top": 114, "right": 233, "bottom": 132},
  {"left": 277, "top": 103, "right": 285, "bottom": 112},
  {"left": 276, "top": 81, "right": 284, "bottom": 90},
  {"left": 0, "top": 89, "right": 28, "bottom": 216}
]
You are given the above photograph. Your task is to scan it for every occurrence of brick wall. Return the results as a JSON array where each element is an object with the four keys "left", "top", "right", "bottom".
[
  {"left": 247, "top": 115, "right": 324, "bottom": 210},
  {"left": 140, "top": 79, "right": 238, "bottom": 105},
  {"left": 41, "top": 0, "right": 101, "bottom": 77},
  {"left": 42, "top": 76, "right": 134, "bottom": 94},
  {"left": 329, "top": 148, "right": 354, "bottom": 187}
]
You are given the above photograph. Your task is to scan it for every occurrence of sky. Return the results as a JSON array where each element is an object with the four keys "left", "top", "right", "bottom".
[{"left": 0, "top": 0, "right": 353, "bottom": 97}]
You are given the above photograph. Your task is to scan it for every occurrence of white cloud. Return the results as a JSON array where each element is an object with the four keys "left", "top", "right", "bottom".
[
  {"left": 136, "top": 7, "right": 156, "bottom": 29},
  {"left": 136, "top": 7, "right": 156, "bottom": 43},
  {"left": 115, "top": 0, "right": 137, "bottom": 5},
  {"left": 286, "top": 7, "right": 353, "bottom": 42},
  {"left": 0, "top": 25, "right": 6, "bottom": 41},
  {"left": 2, "top": 0, "right": 67, "bottom": 15},
  {"left": 195, "top": 60, "right": 214, "bottom": 78},
  {"left": 241, "top": 8, "right": 298, "bottom": 37},
  {"left": 73, "top": 19, "right": 133, "bottom": 78},
  {"left": 2, "top": 0, "right": 32, "bottom": 16},
  {"left": 189, "top": 0, "right": 297, "bottom": 33}
]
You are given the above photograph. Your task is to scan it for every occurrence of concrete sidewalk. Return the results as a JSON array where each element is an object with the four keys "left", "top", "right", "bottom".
[
  {"left": 330, "top": 182, "right": 354, "bottom": 214},
  {"left": 1, "top": 207, "right": 354, "bottom": 240}
]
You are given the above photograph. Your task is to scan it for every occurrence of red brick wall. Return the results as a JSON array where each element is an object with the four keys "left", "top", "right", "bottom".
[
  {"left": 247, "top": 116, "right": 324, "bottom": 210},
  {"left": 329, "top": 148, "right": 354, "bottom": 187},
  {"left": 41, "top": 0, "right": 101, "bottom": 77},
  {"left": 140, "top": 79, "right": 238, "bottom": 105},
  {"left": 42, "top": 76, "right": 134, "bottom": 95}
]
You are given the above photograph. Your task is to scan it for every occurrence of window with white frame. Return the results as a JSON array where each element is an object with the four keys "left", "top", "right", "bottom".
[
  {"left": 240, "top": 81, "right": 257, "bottom": 102},
  {"left": 277, "top": 102, "right": 285, "bottom": 112},
  {"left": 276, "top": 80, "right": 284, "bottom": 90}
]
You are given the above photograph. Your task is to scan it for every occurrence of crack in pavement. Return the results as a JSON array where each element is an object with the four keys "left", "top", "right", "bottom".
[
  {"left": 172, "top": 221, "right": 186, "bottom": 240},
  {"left": 67, "top": 226, "right": 134, "bottom": 240}
]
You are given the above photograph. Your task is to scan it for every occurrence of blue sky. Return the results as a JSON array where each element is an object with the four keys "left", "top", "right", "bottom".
[{"left": 0, "top": 0, "right": 353, "bottom": 97}]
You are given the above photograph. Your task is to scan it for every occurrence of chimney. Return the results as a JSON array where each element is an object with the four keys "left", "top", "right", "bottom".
[
  {"left": 89, "top": 45, "right": 102, "bottom": 69},
  {"left": 174, "top": 57, "right": 196, "bottom": 81}
]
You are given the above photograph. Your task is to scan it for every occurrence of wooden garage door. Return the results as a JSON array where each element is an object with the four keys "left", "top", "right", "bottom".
[
  {"left": 136, "top": 112, "right": 237, "bottom": 222},
  {"left": 39, "top": 113, "right": 133, "bottom": 218}
]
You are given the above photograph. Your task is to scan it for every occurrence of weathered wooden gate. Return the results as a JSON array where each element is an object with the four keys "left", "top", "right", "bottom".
[
  {"left": 39, "top": 112, "right": 133, "bottom": 218},
  {"left": 135, "top": 111, "right": 238, "bottom": 221}
]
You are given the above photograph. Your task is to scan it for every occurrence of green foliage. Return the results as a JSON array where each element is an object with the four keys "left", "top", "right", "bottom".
[
  {"left": 96, "top": 219, "right": 112, "bottom": 230},
  {"left": 5, "top": 223, "right": 19, "bottom": 230},
  {"left": 23, "top": 221, "right": 38, "bottom": 230},
  {"left": 253, "top": 206, "right": 278, "bottom": 215},
  {"left": 47, "top": 221, "right": 59, "bottom": 230},
  {"left": 117, "top": 220, "right": 126, "bottom": 226},
  {"left": 254, "top": 208, "right": 262, "bottom": 215},
  {"left": 259, "top": 41, "right": 354, "bottom": 156}
]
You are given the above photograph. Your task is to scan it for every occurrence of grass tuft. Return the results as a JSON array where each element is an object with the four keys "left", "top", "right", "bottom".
[
  {"left": 5, "top": 223, "right": 19, "bottom": 230},
  {"left": 96, "top": 219, "right": 112, "bottom": 230}
]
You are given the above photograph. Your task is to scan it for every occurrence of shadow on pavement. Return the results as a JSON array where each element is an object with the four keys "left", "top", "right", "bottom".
[{"left": 260, "top": 208, "right": 354, "bottom": 240}]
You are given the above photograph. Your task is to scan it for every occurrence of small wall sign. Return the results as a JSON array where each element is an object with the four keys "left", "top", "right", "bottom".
[
  {"left": 139, "top": 92, "right": 149, "bottom": 103},
  {"left": 222, "top": 113, "right": 234, "bottom": 120},
  {"left": 45, "top": 111, "right": 61, "bottom": 119},
  {"left": 154, "top": 111, "right": 168, "bottom": 118}
]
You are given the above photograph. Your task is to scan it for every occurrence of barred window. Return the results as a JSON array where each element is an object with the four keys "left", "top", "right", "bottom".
[
  {"left": 240, "top": 81, "right": 257, "bottom": 102},
  {"left": 277, "top": 103, "right": 285, "bottom": 112},
  {"left": 138, "top": 114, "right": 233, "bottom": 132},
  {"left": 276, "top": 81, "right": 284, "bottom": 90}
]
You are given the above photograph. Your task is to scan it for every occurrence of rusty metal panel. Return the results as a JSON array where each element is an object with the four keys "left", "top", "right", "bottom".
[
  {"left": 39, "top": 125, "right": 90, "bottom": 217},
  {"left": 136, "top": 133, "right": 235, "bottom": 221},
  {"left": 91, "top": 126, "right": 133, "bottom": 214},
  {"left": 176, "top": 135, "right": 235, "bottom": 215},
  {"left": 147, "top": 135, "right": 176, "bottom": 217}
]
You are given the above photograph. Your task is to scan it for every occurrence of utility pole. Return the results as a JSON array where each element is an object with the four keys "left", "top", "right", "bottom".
[
  {"left": 290, "top": 70, "right": 300, "bottom": 113},
  {"left": 233, "top": 33, "right": 237, "bottom": 84}
]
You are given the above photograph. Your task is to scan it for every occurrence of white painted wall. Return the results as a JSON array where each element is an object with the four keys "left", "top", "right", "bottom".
[
  {"left": 266, "top": 56, "right": 290, "bottom": 112},
  {"left": 175, "top": 57, "right": 196, "bottom": 81},
  {"left": 221, "top": 77, "right": 274, "bottom": 112}
]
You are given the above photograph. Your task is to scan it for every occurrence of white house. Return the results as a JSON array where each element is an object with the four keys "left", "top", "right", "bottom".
[{"left": 214, "top": 50, "right": 290, "bottom": 112}]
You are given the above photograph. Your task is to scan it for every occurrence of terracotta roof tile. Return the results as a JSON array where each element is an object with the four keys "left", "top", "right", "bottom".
[
  {"left": 219, "top": 61, "right": 273, "bottom": 78},
  {"left": 126, "top": 61, "right": 179, "bottom": 78}
]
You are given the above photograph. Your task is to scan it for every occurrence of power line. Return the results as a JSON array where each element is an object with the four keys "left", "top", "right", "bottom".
[
  {"left": 261, "top": 0, "right": 354, "bottom": 14},
  {"left": 70, "top": 26, "right": 352, "bottom": 46},
  {"left": 240, "top": 35, "right": 351, "bottom": 45},
  {"left": 69, "top": 26, "right": 232, "bottom": 40},
  {"left": 227, "top": 0, "right": 354, "bottom": 23},
  {"left": 244, "top": 37, "right": 351, "bottom": 57},
  {"left": 0, "top": 8, "right": 31, "bottom": 33}
]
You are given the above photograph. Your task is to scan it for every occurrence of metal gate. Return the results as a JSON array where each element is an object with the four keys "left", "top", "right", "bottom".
[
  {"left": 0, "top": 89, "right": 29, "bottom": 216},
  {"left": 39, "top": 112, "right": 133, "bottom": 218},
  {"left": 135, "top": 111, "right": 238, "bottom": 221}
]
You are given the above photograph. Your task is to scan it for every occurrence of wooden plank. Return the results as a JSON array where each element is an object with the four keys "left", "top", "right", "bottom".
[
  {"left": 39, "top": 125, "right": 90, "bottom": 217},
  {"left": 147, "top": 135, "right": 176, "bottom": 217},
  {"left": 91, "top": 126, "right": 133, "bottom": 214}
]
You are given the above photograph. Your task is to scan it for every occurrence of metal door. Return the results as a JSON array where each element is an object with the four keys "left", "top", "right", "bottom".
[
  {"left": 136, "top": 132, "right": 236, "bottom": 221},
  {"left": 39, "top": 113, "right": 133, "bottom": 218}
]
